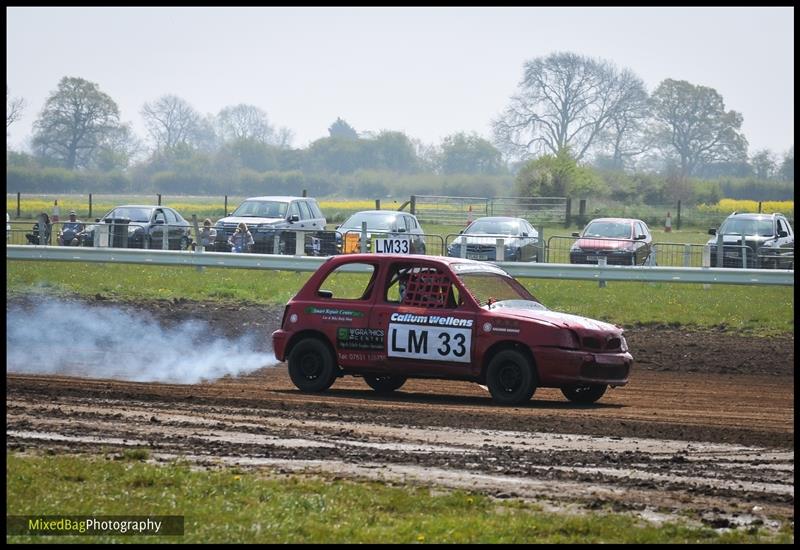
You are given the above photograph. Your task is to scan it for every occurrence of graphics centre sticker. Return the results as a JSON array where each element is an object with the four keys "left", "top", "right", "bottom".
[{"left": 337, "top": 327, "right": 385, "bottom": 350}]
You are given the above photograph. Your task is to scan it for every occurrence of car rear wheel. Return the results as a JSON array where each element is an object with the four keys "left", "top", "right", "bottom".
[
  {"left": 364, "top": 374, "right": 407, "bottom": 393},
  {"left": 486, "top": 350, "right": 536, "bottom": 405},
  {"left": 288, "top": 338, "right": 338, "bottom": 392},
  {"left": 561, "top": 384, "right": 607, "bottom": 404}
]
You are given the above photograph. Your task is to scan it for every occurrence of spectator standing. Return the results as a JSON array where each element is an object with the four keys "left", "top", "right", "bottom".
[
  {"left": 228, "top": 222, "right": 254, "bottom": 253},
  {"left": 198, "top": 218, "right": 217, "bottom": 250},
  {"left": 26, "top": 212, "right": 52, "bottom": 245}
]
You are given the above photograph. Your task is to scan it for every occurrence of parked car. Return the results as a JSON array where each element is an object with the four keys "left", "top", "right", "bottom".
[
  {"left": 570, "top": 218, "right": 653, "bottom": 266},
  {"left": 447, "top": 216, "right": 539, "bottom": 262},
  {"left": 272, "top": 254, "right": 633, "bottom": 405},
  {"left": 211, "top": 196, "right": 328, "bottom": 254},
  {"left": 336, "top": 210, "right": 426, "bottom": 254},
  {"left": 707, "top": 212, "right": 794, "bottom": 269},
  {"left": 81, "top": 205, "right": 192, "bottom": 249}
]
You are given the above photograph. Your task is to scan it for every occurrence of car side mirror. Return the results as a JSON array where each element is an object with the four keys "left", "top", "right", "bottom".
[
  {"left": 458, "top": 230, "right": 463, "bottom": 234},
  {"left": 398, "top": 227, "right": 406, "bottom": 233},
  {"left": 778, "top": 230, "right": 788, "bottom": 238},
  {"left": 635, "top": 234, "right": 646, "bottom": 240},
  {"left": 521, "top": 232, "right": 528, "bottom": 237},
  {"left": 288, "top": 214, "right": 300, "bottom": 223},
  {"left": 571, "top": 232, "right": 580, "bottom": 237},
  {"left": 317, "top": 289, "right": 333, "bottom": 298},
  {"left": 154, "top": 219, "right": 165, "bottom": 225},
  {"left": 95, "top": 218, "right": 100, "bottom": 223},
  {"left": 708, "top": 228, "right": 717, "bottom": 235}
]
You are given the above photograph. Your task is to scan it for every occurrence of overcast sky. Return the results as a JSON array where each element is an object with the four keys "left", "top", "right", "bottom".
[{"left": 6, "top": 6, "right": 795, "bottom": 157}]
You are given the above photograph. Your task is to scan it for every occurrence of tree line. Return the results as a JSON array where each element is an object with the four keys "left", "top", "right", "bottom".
[{"left": 6, "top": 51, "right": 794, "bottom": 203}]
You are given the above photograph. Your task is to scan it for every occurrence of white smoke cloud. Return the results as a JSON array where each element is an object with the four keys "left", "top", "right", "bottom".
[{"left": 6, "top": 299, "right": 279, "bottom": 384}]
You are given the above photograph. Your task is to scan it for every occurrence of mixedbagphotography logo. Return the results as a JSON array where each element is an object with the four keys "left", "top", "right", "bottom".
[{"left": 7, "top": 515, "right": 184, "bottom": 536}]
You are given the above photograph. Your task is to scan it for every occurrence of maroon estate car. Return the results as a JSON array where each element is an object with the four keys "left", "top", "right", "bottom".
[{"left": 272, "top": 254, "right": 633, "bottom": 405}]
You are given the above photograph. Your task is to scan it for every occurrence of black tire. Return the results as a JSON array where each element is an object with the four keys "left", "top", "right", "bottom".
[
  {"left": 485, "top": 349, "right": 537, "bottom": 405},
  {"left": 364, "top": 374, "right": 407, "bottom": 394},
  {"left": 561, "top": 384, "right": 607, "bottom": 404},
  {"left": 288, "top": 338, "right": 338, "bottom": 392}
]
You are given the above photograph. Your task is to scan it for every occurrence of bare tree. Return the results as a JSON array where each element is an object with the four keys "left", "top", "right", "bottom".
[
  {"left": 32, "top": 76, "right": 121, "bottom": 169},
  {"left": 6, "top": 86, "right": 25, "bottom": 129},
  {"left": 650, "top": 79, "right": 748, "bottom": 178},
  {"left": 594, "top": 70, "right": 653, "bottom": 170},
  {"left": 216, "top": 104, "right": 274, "bottom": 143},
  {"left": 141, "top": 95, "right": 204, "bottom": 152},
  {"left": 493, "top": 52, "right": 640, "bottom": 162}
]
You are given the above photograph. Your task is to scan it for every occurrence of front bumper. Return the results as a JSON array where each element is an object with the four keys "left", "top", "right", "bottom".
[
  {"left": 533, "top": 347, "right": 633, "bottom": 387},
  {"left": 570, "top": 251, "right": 635, "bottom": 265}
]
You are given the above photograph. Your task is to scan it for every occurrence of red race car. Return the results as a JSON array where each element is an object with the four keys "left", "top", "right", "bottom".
[{"left": 272, "top": 254, "right": 633, "bottom": 405}]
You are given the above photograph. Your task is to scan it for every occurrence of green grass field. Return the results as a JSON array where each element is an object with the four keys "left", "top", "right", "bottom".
[
  {"left": 6, "top": 260, "right": 794, "bottom": 335},
  {"left": 6, "top": 454, "right": 790, "bottom": 544}
]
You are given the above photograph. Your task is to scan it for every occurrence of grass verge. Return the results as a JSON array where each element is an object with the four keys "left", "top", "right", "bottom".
[
  {"left": 6, "top": 453, "right": 791, "bottom": 543},
  {"left": 6, "top": 261, "right": 794, "bottom": 335}
]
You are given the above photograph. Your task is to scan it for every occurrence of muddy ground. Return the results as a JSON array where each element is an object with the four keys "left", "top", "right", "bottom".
[{"left": 6, "top": 295, "right": 795, "bottom": 533}]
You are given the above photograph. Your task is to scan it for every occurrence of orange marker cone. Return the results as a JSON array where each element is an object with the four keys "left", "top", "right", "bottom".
[{"left": 665, "top": 211, "right": 672, "bottom": 233}]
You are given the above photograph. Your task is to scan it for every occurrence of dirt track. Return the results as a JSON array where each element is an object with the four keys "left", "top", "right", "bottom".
[{"left": 6, "top": 296, "right": 795, "bottom": 531}]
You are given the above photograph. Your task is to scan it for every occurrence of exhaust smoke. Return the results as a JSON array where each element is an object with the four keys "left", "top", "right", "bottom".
[{"left": 6, "top": 298, "right": 279, "bottom": 384}]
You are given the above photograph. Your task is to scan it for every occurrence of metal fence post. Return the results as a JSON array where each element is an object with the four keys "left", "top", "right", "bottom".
[
  {"left": 676, "top": 200, "right": 682, "bottom": 230},
  {"left": 157, "top": 194, "right": 162, "bottom": 206},
  {"left": 716, "top": 232, "right": 724, "bottom": 267},
  {"left": 578, "top": 199, "right": 586, "bottom": 227},
  {"left": 683, "top": 244, "right": 691, "bottom": 267},
  {"left": 598, "top": 256, "right": 607, "bottom": 288},
  {"left": 565, "top": 198, "right": 571, "bottom": 228},
  {"left": 375, "top": 199, "right": 381, "bottom": 210},
  {"left": 410, "top": 195, "right": 416, "bottom": 215},
  {"left": 88, "top": 193, "right": 93, "bottom": 218},
  {"left": 537, "top": 225, "right": 545, "bottom": 263},
  {"left": 224, "top": 195, "right": 228, "bottom": 216},
  {"left": 360, "top": 221, "right": 368, "bottom": 253},
  {"left": 16, "top": 192, "right": 21, "bottom": 218},
  {"left": 295, "top": 231, "right": 304, "bottom": 256},
  {"left": 741, "top": 232, "right": 747, "bottom": 268},
  {"left": 162, "top": 226, "right": 168, "bottom": 250},
  {"left": 495, "top": 238, "right": 504, "bottom": 261}
]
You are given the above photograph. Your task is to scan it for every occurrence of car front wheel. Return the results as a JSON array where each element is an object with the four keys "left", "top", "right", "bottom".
[
  {"left": 561, "top": 384, "right": 607, "bottom": 404},
  {"left": 364, "top": 374, "right": 407, "bottom": 393},
  {"left": 485, "top": 349, "right": 537, "bottom": 405},
  {"left": 288, "top": 338, "right": 338, "bottom": 392}
]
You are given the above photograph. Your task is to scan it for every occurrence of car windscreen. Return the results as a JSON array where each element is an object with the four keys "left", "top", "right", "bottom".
[
  {"left": 106, "top": 207, "right": 152, "bottom": 222},
  {"left": 582, "top": 221, "right": 632, "bottom": 239},
  {"left": 231, "top": 200, "right": 288, "bottom": 218},
  {"left": 719, "top": 218, "right": 774, "bottom": 237},
  {"left": 465, "top": 219, "right": 521, "bottom": 235},
  {"left": 456, "top": 271, "right": 541, "bottom": 308},
  {"left": 341, "top": 213, "right": 398, "bottom": 231}
]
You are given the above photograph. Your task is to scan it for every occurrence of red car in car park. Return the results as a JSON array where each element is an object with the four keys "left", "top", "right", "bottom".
[
  {"left": 272, "top": 254, "right": 633, "bottom": 405},
  {"left": 570, "top": 217, "right": 653, "bottom": 266}
]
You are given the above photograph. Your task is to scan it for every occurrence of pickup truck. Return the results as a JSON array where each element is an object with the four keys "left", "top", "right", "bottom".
[{"left": 272, "top": 254, "right": 633, "bottom": 405}]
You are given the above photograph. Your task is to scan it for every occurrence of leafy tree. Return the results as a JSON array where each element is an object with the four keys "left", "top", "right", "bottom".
[
  {"left": 493, "top": 52, "right": 644, "bottom": 162},
  {"left": 514, "top": 148, "right": 601, "bottom": 197},
  {"left": 650, "top": 78, "right": 748, "bottom": 178},
  {"left": 778, "top": 147, "right": 793, "bottom": 182},
  {"left": 438, "top": 132, "right": 505, "bottom": 175},
  {"left": 369, "top": 131, "right": 419, "bottom": 173},
  {"left": 749, "top": 149, "right": 776, "bottom": 180},
  {"left": 328, "top": 117, "right": 358, "bottom": 140},
  {"left": 32, "top": 76, "right": 121, "bottom": 170}
]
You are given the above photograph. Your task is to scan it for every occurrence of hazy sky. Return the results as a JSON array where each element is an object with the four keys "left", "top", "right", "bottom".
[{"left": 6, "top": 6, "right": 795, "bottom": 157}]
